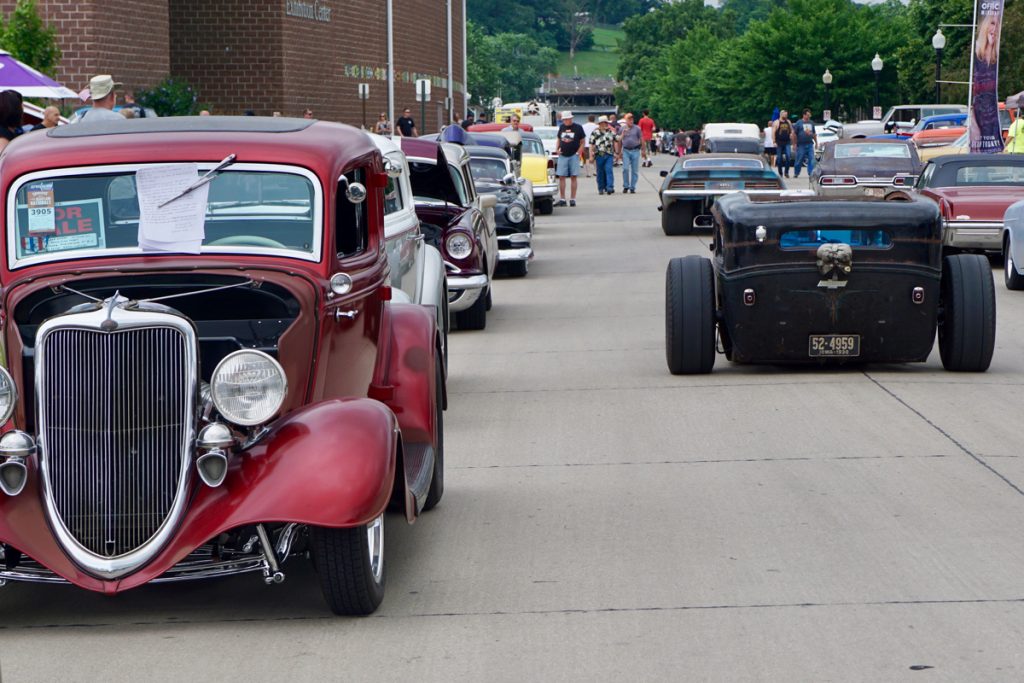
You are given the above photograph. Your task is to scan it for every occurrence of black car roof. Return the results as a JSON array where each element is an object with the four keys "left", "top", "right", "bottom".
[
  {"left": 464, "top": 145, "right": 509, "bottom": 159},
  {"left": 928, "top": 153, "right": 1024, "bottom": 167},
  {"left": 714, "top": 191, "right": 940, "bottom": 230}
]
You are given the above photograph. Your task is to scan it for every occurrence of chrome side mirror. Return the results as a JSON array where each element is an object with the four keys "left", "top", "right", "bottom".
[
  {"left": 346, "top": 182, "right": 367, "bottom": 204},
  {"left": 502, "top": 173, "right": 517, "bottom": 186},
  {"left": 383, "top": 159, "right": 402, "bottom": 178}
]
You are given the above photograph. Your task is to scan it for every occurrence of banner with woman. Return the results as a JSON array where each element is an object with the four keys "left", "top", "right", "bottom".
[{"left": 969, "top": 1, "right": 1005, "bottom": 153}]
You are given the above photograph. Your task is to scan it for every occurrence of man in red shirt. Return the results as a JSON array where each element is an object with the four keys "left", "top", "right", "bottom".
[{"left": 638, "top": 110, "right": 656, "bottom": 167}]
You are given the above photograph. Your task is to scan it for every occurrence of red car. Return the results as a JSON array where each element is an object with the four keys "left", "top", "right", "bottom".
[
  {"left": 916, "top": 153, "right": 1024, "bottom": 252},
  {"left": 0, "top": 117, "right": 445, "bottom": 615}
]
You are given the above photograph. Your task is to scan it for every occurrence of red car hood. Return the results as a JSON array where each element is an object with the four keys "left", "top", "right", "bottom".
[{"left": 924, "top": 186, "right": 1024, "bottom": 221}]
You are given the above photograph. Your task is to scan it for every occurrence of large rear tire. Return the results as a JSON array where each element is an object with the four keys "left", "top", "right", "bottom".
[
  {"left": 455, "top": 288, "right": 487, "bottom": 330},
  {"left": 423, "top": 358, "right": 445, "bottom": 511},
  {"left": 311, "top": 514, "right": 386, "bottom": 616},
  {"left": 939, "top": 254, "right": 996, "bottom": 372},
  {"left": 1004, "top": 239, "right": 1024, "bottom": 290},
  {"left": 661, "top": 201, "right": 696, "bottom": 236},
  {"left": 665, "top": 256, "right": 716, "bottom": 374}
]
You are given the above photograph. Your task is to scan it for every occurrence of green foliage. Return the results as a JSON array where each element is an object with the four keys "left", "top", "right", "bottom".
[
  {"left": 0, "top": 0, "right": 60, "bottom": 77},
  {"left": 137, "top": 78, "right": 201, "bottom": 117},
  {"left": 557, "top": 25, "right": 623, "bottom": 77},
  {"left": 467, "top": 21, "right": 560, "bottom": 106}
]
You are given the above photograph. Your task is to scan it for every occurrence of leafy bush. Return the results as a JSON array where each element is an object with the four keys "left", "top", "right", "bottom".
[
  {"left": 137, "top": 78, "right": 202, "bottom": 117},
  {"left": 0, "top": 0, "right": 60, "bottom": 77}
]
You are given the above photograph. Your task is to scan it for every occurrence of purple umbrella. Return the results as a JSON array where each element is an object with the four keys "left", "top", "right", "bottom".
[{"left": 0, "top": 50, "right": 76, "bottom": 99}]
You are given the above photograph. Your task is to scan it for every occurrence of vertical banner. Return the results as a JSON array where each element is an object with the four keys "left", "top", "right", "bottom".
[{"left": 969, "top": 0, "right": 1005, "bottom": 153}]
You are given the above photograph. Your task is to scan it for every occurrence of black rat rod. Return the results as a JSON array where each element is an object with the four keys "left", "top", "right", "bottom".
[{"left": 665, "top": 192, "right": 996, "bottom": 374}]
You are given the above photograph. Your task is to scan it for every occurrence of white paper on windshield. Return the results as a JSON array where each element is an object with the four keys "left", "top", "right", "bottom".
[
  {"left": 26, "top": 183, "right": 55, "bottom": 234},
  {"left": 136, "top": 164, "right": 208, "bottom": 254}
]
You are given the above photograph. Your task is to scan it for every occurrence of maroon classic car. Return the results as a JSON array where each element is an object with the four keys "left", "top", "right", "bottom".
[
  {"left": 915, "top": 154, "right": 1024, "bottom": 252},
  {"left": 399, "top": 137, "right": 498, "bottom": 330},
  {"left": 0, "top": 117, "right": 445, "bottom": 615}
]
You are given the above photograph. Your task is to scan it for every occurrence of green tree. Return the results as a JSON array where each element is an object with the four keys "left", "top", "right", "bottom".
[
  {"left": 0, "top": 0, "right": 60, "bottom": 77},
  {"left": 467, "top": 21, "right": 560, "bottom": 106},
  {"left": 137, "top": 78, "right": 202, "bottom": 117}
]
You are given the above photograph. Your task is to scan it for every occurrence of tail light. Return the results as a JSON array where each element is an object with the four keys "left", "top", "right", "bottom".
[
  {"left": 892, "top": 175, "right": 917, "bottom": 187},
  {"left": 819, "top": 176, "right": 857, "bottom": 186}
]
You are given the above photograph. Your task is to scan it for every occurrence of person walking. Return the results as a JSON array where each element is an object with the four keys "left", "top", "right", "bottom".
[
  {"left": 792, "top": 108, "right": 817, "bottom": 179},
  {"left": 589, "top": 116, "right": 617, "bottom": 195},
  {"left": 395, "top": 108, "right": 418, "bottom": 137},
  {"left": 763, "top": 120, "right": 776, "bottom": 167},
  {"left": 608, "top": 113, "right": 622, "bottom": 166},
  {"left": 676, "top": 128, "right": 689, "bottom": 157},
  {"left": 638, "top": 110, "right": 656, "bottom": 167},
  {"left": 619, "top": 113, "right": 643, "bottom": 194},
  {"left": 554, "top": 111, "right": 586, "bottom": 207},
  {"left": 773, "top": 110, "right": 793, "bottom": 177},
  {"left": 582, "top": 115, "right": 598, "bottom": 177},
  {"left": 688, "top": 127, "right": 702, "bottom": 154},
  {"left": 375, "top": 112, "right": 392, "bottom": 135},
  {"left": 80, "top": 75, "right": 125, "bottom": 123}
]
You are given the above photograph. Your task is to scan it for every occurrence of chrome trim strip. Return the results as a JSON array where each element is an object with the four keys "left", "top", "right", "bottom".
[
  {"left": 661, "top": 189, "right": 783, "bottom": 198},
  {"left": 36, "top": 302, "right": 198, "bottom": 580},
  {"left": 498, "top": 247, "right": 533, "bottom": 261},
  {"left": 7, "top": 162, "right": 324, "bottom": 270},
  {"left": 532, "top": 185, "right": 557, "bottom": 197}
]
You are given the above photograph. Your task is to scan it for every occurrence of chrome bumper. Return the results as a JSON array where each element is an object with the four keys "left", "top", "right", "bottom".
[
  {"left": 499, "top": 247, "right": 533, "bottom": 262},
  {"left": 447, "top": 273, "right": 488, "bottom": 312},
  {"left": 533, "top": 184, "right": 557, "bottom": 199},
  {"left": 944, "top": 221, "right": 1003, "bottom": 250},
  {"left": 661, "top": 189, "right": 783, "bottom": 199}
]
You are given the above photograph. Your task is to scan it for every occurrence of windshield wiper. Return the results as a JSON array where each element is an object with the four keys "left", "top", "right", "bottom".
[{"left": 158, "top": 154, "right": 237, "bottom": 209}]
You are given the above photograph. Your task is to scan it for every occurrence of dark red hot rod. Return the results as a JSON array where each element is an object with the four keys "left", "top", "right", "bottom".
[{"left": 0, "top": 117, "right": 445, "bottom": 615}]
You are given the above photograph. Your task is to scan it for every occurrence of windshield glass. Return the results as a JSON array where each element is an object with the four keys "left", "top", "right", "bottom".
[
  {"left": 522, "top": 138, "right": 545, "bottom": 155},
  {"left": 682, "top": 159, "right": 763, "bottom": 170},
  {"left": 534, "top": 127, "right": 558, "bottom": 140},
  {"left": 470, "top": 158, "right": 508, "bottom": 182},
  {"left": 835, "top": 144, "right": 911, "bottom": 159},
  {"left": 780, "top": 229, "right": 893, "bottom": 248},
  {"left": 953, "top": 164, "right": 1024, "bottom": 185},
  {"left": 9, "top": 164, "right": 320, "bottom": 267}
]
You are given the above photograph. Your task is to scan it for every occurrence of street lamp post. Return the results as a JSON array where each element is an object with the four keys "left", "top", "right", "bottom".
[
  {"left": 871, "top": 53, "right": 883, "bottom": 118},
  {"left": 822, "top": 69, "right": 833, "bottom": 119},
  {"left": 932, "top": 29, "right": 946, "bottom": 103}
]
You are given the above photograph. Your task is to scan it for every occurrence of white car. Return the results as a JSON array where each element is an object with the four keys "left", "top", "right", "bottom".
[
  {"left": 815, "top": 120, "right": 843, "bottom": 159},
  {"left": 370, "top": 134, "right": 449, "bottom": 359},
  {"left": 534, "top": 126, "right": 559, "bottom": 158}
]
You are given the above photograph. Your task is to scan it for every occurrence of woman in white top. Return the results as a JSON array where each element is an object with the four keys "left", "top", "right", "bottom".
[{"left": 763, "top": 122, "right": 776, "bottom": 166}]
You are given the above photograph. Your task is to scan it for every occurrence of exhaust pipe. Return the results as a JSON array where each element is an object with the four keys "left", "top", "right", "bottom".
[
  {"left": 0, "top": 459, "right": 27, "bottom": 497},
  {"left": 196, "top": 450, "right": 228, "bottom": 488}
]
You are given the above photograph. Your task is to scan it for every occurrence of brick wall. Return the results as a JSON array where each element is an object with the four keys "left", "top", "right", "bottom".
[
  {"left": 0, "top": 0, "right": 169, "bottom": 100},
  {"left": 1, "top": 0, "right": 465, "bottom": 127}
]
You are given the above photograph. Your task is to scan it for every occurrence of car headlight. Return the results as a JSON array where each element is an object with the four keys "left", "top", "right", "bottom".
[
  {"left": 0, "top": 367, "right": 16, "bottom": 425},
  {"left": 507, "top": 205, "right": 527, "bottom": 224},
  {"left": 445, "top": 232, "right": 473, "bottom": 260},
  {"left": 210, "top": 351, "right": 287, "bottom": 426}
]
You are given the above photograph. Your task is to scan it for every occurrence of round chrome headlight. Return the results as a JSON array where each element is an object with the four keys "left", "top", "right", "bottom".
[
  {"left": 507, "top": 204, "right": 527, "bottom": 224},
  {"left": 445, "top": 232, "right": 473, "bottom": 260},
  {"left": 0, "top": 367, "right": 16, "bottom": 425},
  {"left": 210, "top": 351, "right": 287, "bottom": 427}
]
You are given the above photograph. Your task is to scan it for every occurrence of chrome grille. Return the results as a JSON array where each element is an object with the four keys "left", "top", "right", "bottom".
[{"left": 40, "top": 326, "right": 189, "bottom": 558}]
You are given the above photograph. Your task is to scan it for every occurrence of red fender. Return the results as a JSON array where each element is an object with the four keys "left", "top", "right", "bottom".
[
  {"left": 0, "top": 398, "right": 398, "bottom": 593},
  {"left": 371, "top": 302, "right": 441, "bottom": 449}
]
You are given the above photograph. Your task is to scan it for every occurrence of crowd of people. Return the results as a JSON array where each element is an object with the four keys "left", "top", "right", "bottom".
[{"left": 766, "top": 108, "right": 818, "bottom": 178}]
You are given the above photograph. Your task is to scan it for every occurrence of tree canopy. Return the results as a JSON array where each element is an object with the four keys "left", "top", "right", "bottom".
[
  {"left": 0, "top": 0, "right": 60, "bottom": 78},
  {"left": 467, "top": 21, "right": 560, "bottom": 107}
]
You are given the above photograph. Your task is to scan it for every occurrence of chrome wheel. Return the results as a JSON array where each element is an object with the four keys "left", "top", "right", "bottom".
[{"left": 367, "top": 513, "right": 384, "bottom": 584}]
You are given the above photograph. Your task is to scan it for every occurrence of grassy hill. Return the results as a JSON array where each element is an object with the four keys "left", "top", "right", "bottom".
[{"left": 555, "top": 25, "right": 623, "bottom": 78}]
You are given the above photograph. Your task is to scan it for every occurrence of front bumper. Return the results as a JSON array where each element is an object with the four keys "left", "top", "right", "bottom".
[
  {"left": 943, "top": 221, "right": 1003, "bottom": 250},
  {"left": 661, "top": 189, "right": 782, "bottom": 201},
  {"left": 447, "top": 273, "right": 489, "bottom": 312},
  {"left": 499, "top": 247, "right": 533, "bottom": 262},
  {"left": 815, "top": 184, "right": 899, "bottom": 199}
]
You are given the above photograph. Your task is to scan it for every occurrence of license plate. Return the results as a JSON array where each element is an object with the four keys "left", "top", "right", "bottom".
[
  {"left": 864, "top": 187, "right": 885, "bottom": 197},
  {"left": 706, "top": 180, "right": 743, "bottom": 191},
  {"left": 809, "top": 334, "right": 860, "bottom": 357}
]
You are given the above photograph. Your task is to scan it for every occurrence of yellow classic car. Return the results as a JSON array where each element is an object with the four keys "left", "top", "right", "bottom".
[
  {"left": 918, "top": 130, "right": 968, "bottom": 164},
  {"left": 520, "top": 131, "right": 557, "bottom": 214}
]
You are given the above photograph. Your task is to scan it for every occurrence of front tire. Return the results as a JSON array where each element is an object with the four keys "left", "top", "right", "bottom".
[
  {"left": 665, "top": 256, "right": 716, "bottom": 374},
  {"left": 505, "top": 259, "right": 529, "bottom": 278},
  {"left": 455, "top": 287, "right": 487, "bottom": 330},
  {"left": 311, "top": 514, "right": 386, "bottom": 615},
  {"left": 1004, "top": 239, "right": 1024, "bottom": 290},
  {"left": 939, "top": 254, "right": 996, "bottom": 372},
  {"left": 662, "top": 201, "right": 695, "bottom": 236},
  {"left": 537, "top": 198, "right": 553, "bottom": 215},
  {"left": 423, "top": 358, "right": 445, "bottom": 511}
]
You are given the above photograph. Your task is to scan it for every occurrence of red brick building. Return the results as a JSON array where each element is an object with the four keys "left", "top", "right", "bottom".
[{"left": 1, "top": 0, "right": 466, "bottom": 133}]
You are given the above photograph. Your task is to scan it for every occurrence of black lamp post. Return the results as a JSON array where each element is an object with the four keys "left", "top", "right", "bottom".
[
  {"left": 871, "top": 53, "right": 883, "bottom": 116},
  {"left": 932, "top": 29, "right": 946, "bottom": 103},
  {"left": 822, "top": 69, "right": 833, "bottom": 118}
]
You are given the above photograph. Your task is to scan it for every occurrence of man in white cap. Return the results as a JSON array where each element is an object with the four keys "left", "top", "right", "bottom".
[
  {"left": 553, "top": 110, "right": 586, "bottom": 207},
  {"left": 81, "top": 75, "right": 124, "bottom": 123}
]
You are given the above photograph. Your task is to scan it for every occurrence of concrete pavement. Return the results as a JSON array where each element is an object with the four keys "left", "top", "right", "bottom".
[{"left": 4, "top": 152, "right": 1024, "bottom": 681}]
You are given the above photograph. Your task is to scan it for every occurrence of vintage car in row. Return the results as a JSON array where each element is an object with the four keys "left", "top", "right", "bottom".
[
  {"left": 0, "top": 117, "right": 447, "bottom": 615},
  {"left": 466, "top": 145, "right": 534, "bottom": 277},
  {"left": 915, "top": 153, "right": 1024, "bottom": 252},
  {"left": 842, "top": 104, "right": 967, "bottom": 138},
  {"left": 370, "top": 134, "right": 449, "bottom": 357},
  {"left": 520, "top": 131, "right": 557, "bottom": 215},
  {"left": 868, "top": 112, "right": 967, "bottom": 145},
  {"left": 657, "top": 154, "right": 783, "bottom": 235},
  {"left": 812, "top": 139, "right": 921, "bottom": 198},
  {"left": 400, "top": 137, "right": 498, "bottom": 330},
  {"left": 665, "top": 192, "right": 995, "bottom": 374},
  {"left": 700, "top": 123, "right": 763, "bottom": 155}
]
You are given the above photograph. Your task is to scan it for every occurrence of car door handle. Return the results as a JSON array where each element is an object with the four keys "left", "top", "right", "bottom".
[{"left": 334, "top": 309, "right": 359, "bottom": 321}]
